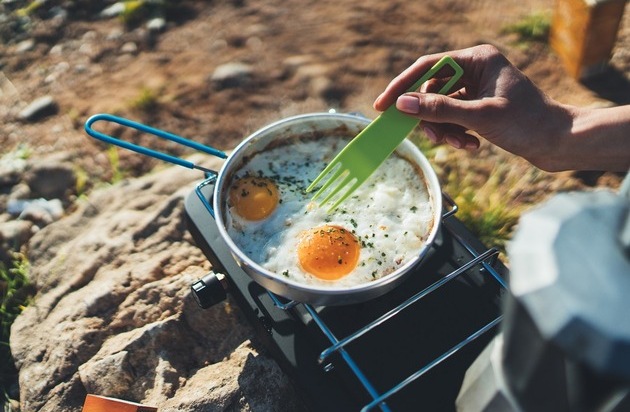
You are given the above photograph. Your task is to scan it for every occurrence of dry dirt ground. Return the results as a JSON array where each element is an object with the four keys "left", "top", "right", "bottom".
[{"left": 1, "top": 0, "right": 629, "bottom": 222}]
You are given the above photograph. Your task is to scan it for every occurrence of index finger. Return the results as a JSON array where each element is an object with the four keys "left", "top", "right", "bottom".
[{"left": 373, "top": 46, "right": 484, "bottom": 111}]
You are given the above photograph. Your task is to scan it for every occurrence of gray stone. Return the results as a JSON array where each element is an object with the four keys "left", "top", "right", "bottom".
[
  {"left": 210, "top": 62, "right": 253, "bottom": 89},
  {"left": 146, "top": 17, "right": 166, "bottom": 32},
  {"left": 282, "top": 55, "right": 315, "bottom": 69},
  {"left": 24, "top": 161, "right": 76, "bottom": 200},
  {"left": 0, "top": 218, "right": 35, "bottom": 244},
  {"left": 50, "top": 6, "right": 68, "bottom": 23},
  {"left": 0, "top": 156, "right": 26, "bottom": 187},
  {"left": 100, "top": 2, "right": 126, "bottom": 18},
  {"left": 120, "top": 41, "right": 138, "bottom": 54},
  {"left": 8, "top": 198, "right": 64, "bottom": 227},
  {"left": 0, "top": 219, "right": 35, "bottom": 266},
  {"left": 8, "top": 183, "right": 31, "bottom": 202},
  {"left": 18, "top": 95, "right": 59, "bottom": 122},
  {"left": 15, "top": 38, "right": 35, "bottom": 53}
]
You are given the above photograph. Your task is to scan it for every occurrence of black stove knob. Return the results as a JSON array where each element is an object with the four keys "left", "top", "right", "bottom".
[{"left": 191, "top": 272, "right": 228, "bottom": 309}]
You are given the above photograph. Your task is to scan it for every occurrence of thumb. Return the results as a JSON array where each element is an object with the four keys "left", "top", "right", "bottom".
[{"left": 396, "top": 93, "right": 481, "bottom": 129}]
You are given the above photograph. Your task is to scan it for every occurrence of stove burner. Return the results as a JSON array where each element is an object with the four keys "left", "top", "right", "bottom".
[{"left": 186, "top": 178, "right": 508, "bottom": 412}]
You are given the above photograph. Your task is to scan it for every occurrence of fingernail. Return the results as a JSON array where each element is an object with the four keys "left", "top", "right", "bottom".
[
  {"left": 373, "top": 94, "right": 383, "bottom": 108},
  {"left": 396, "top": 95, "right": 420, "bottom": 114},
  {"left": 423, "top": 126, "right": 439, "bottom": 143},
  {"left": 445, "top": 135, "right": 462, "bottom": 149},
  {"left": 465, "top": 141, "right": 479, "bottom": 150}
]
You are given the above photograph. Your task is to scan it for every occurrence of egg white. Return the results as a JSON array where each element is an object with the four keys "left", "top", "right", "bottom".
[{"left": 225, "top": 135, "right": 434, "bottom": 288}]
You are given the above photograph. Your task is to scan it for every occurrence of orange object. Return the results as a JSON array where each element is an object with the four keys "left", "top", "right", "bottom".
[
  {"left": 550, "top": 0, "right": 626, "bottom": 79},
  {"left": 82, "top": 394, "right": 157, "bottom": 412},
  {"left": 228, "top": 176, "right": 280, "bottom": 221},
  {"left": 297, "top": 225, "right": 360, "bottom": 280}
]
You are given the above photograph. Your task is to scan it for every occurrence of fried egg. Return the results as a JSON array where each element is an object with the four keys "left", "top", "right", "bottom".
[
  {"left": 225, "top": 135, "right": 434, "bottom": 288},
  {"left": 228, "top": 176, "right": 279, "bottom": 221}
]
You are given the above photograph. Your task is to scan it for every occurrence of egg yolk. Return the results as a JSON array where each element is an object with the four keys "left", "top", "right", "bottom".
[
  {"left": 229, "top": 176, "right": 279, "bottom": 220},
  {"left": 297, "top": 225, "right": 360, "bottom": 280}
]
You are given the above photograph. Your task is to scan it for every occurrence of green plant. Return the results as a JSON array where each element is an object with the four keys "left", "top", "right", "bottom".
[
  {"left": 408, "top": 129, "right": 521, "bottom": 254},
  {"left": 451, "top": 184, "right": 521, "bottom": 254},
  {"left": 106, "top": 145, "right": 125, "bottom": 184},
  {"left": 119, "top": 0, "right": 148, "bottom": 26},
  {"left": 13, "top": 145, "right": 31, "bottom": 160},
  {"left": 0, "top": 145, "right": 31, "bottom": 164},
  {"left": 1, "top": 253, "right": 33, "bottom": 410},
  {"left": 74, "top": 164, "right": 90, "bottom": 197},
  {"left": 502, "top": 11, "right": 551, "bottom": 44},
  {"left": 15, "top": 0, "right": 45, "bottom": 17},
  {"left": 130, "top": 86, "right": 160, "bottom": 113},
  {"left": 67, "top": 107, "right": 82, "bottom": 130},
  {"left": 446, "top": 163, "right": 525, "bottom": 256},
  {"left": 119, "top": 0, "right": 169, "bottom": 27}
]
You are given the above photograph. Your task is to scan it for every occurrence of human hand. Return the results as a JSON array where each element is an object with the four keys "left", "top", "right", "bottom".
[{"left": 373, "top": 44, "right": 576, "bottom": 171}]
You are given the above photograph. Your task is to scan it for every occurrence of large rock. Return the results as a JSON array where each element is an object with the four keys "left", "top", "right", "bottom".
[{"left": 10, "top": 156, "right": 303, "bottom": 411}]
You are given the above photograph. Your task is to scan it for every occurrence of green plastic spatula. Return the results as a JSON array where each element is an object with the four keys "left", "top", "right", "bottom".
[{"left": 306, "top": 55, "right": 463, "bottom": 211}]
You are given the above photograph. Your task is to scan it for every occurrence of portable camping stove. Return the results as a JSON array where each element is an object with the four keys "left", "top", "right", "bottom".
[{"left": 185, "top": 178, "right": 508, "bottom": 412}]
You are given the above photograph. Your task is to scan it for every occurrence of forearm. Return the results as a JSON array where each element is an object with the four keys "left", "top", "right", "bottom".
[{"left": 558, "top": 105, "right": 630, "bottom": 172}]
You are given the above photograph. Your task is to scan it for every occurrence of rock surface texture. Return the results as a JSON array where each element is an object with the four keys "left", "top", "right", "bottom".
[{"left": 10, "top": 156, "right": 303, "bottom": 411}]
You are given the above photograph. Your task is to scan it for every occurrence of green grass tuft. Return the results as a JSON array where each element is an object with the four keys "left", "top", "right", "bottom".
[
  {"left": 129, "top": 87, "right": 160, "bottom": 113},
  {"left": 1, "top": 253, "right": 33, "bottom": 410},
  {"left": 15, "top": 0, "right": 45, "bottom": 17},
  {"left": 450, "top": 186, "right": 521, "bottom": 254},
  {"left": 119, "top": 0, "right": 149, "bottom": 26},
  {"left": 119, "top": 0, "right": 171, "bottom": 28},
  {"left": 411, "top": 129, "right": 524, "bottom": 256},
  {"left": 106, "top": 145, "right": 125, "bottom": 184},
  {"left": 502, "top": 11, "right": 551, "bottom": 44},
  {"left": 444, "top": 164, "right": 524, "bottom": 256}
]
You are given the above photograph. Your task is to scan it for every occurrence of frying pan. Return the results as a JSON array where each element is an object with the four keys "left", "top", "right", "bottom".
[{"left": 85, "top": 112, "right": 443, "bottom": 305}]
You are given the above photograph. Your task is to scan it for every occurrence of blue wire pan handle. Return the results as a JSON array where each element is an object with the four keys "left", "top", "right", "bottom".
[{"left": 84, "top": 113, "right": 228, "bottom": 175}]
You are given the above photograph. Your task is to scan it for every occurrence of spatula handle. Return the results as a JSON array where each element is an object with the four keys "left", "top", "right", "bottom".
[
  {"left": 378, "top": 55, "right": 464, "bottom": 152},
  {"left": 406, "top": 55, "right": 464, "bottom": 95}
]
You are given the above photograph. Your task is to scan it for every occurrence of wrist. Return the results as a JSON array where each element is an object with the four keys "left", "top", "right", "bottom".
[
  {"left": 560, "top": 105, "right": 630, "bottom": 172},
  {"left": 524, "top": 101, "right": 578, "bottom": 172}
]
